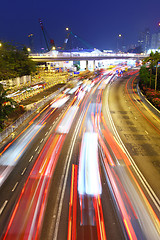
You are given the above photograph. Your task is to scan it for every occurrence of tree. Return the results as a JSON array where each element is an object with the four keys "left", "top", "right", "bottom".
[
  {"left": 139, "top": 65, "right": 150, "bottom": 87},
  {"left": 0, "top": 83, "right": 17, "bottom": 130},
  {"left": 152, "top": 51, "right": 160, "bottom": 91},
  {"left": 142, "top": 51, "right": 160, "bottom": 90},
  {"left": 0, "top": 42, "right": 36, "bottom": 81},
  {"left": 143, "top": 51, "right": 154, "bottom": 87}
]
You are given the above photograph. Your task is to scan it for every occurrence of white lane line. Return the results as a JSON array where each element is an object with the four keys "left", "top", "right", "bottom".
[
  {"left": 12, "top": 182, "right": 19, "bottom": 192},
  {"left": 40, "top": 138, "right": 44, "bottom": 143},
  {"left": 145, "top": 130, "right": 148, "bottom": 135},
  {"left": 0, "top": 200, "right": 8, "bottom": 215},
  {"left": 29, "top": 156, "right": 33, "bottom": 162},
  {"left": 35, "top": 146, "right": 39, "bottom": 152},
  {"left": 45, "top": 132, "right": 48, "bottom": 136},
  {"left": 21, "top": 167, "right": 27, "bottom": 175}
]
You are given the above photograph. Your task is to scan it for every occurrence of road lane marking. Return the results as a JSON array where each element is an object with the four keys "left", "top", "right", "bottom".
[
  {"left": 21, "top": 167, "right": 27, "bottom": 175},
  {"left": 35, "top": 146, "right": 39, "bottom": 152},
  {"left": 29, "top": 156, "right": 33, "bottom": 162},
  {"left": 0, "top": 200, "right": 8, "bottom": 215},
  {"left": 40, "top": 138, "right": 44, "bottom": 143},
  {"left": 45, "top": 132, "right": 48, "bottom": 136},
  {"left": 145, "top": 130, "right": 148, "bottom": 135},
  {"left": 12, "top": 182, "right": 18, "bottom": 192}
]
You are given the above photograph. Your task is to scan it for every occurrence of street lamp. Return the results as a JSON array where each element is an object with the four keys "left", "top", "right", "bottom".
[
  {"left": 0, "top": 43, "right": 2, "bottom": 47},
  {"left": 66, "top": 27, "right": 69, "bottom": 31},
  {"left": 27, "top": 48, "right": 31, "bottom": 52}
]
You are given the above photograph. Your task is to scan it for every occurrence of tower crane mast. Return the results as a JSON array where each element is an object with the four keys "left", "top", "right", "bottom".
[{"left": 39, "top": 18, "right": 55, "bottom": 51}]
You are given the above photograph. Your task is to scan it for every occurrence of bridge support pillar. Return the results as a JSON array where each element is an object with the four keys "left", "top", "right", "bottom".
[
  {"left": 93, "top": 60, "right": 96, "bottom": 71},
  {"left": 86, "top": 60, "right": 88, "bottom": 70}
]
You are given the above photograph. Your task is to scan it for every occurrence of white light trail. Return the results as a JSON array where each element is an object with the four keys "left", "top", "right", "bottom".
[{"left": 78, "top": 132, "right": 102, "bottom": 196}]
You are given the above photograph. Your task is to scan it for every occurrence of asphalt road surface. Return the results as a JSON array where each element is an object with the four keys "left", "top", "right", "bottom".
[{"left": 0, "top": 69, "right": 159, "bottom": 240}]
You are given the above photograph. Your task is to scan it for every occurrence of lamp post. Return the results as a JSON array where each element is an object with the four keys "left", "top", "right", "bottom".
[{"left": 117, "top": 34, "right": 122, "bottom": 52}]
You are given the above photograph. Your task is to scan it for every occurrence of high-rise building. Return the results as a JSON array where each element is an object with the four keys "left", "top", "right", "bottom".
[
  {"left": 138, "top": 32, "right": 144, "bottom": 48},
  {"left": 138, "top": 28, "right": 151, "bottom": 52},
  {"left": 151, "top": 33, "right": 157, "bottom": 49},
  {"left": 144, "top": 28, "right": 151, "bottom": 52},
  {"left": 157, "top": 33, "right": 160, "bottom": 48},
  {"left": 150, "top": 32, "right": 160, "bottom": 49}
]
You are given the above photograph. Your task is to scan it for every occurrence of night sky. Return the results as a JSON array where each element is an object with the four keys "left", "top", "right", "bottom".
[{"left": 0, "top": 0, "right": 160, "bottom": 51}]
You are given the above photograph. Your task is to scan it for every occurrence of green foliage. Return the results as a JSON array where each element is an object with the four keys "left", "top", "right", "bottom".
[
  {"left": 0, "top": 42, "right": 36, "bottom": 81},
  {"left": 0, "top": 83, "right": 17, "bottom": 130},
  {"left": 139, "top": 65, "right": 150, "bottom": 86},
  {"left": 140, "top": 51, "right": 160, "bottom": 90}
]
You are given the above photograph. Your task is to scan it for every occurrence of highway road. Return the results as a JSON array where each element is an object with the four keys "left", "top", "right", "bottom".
[{"left": 0, "top": 69, "right": 159, "bottom": 240}]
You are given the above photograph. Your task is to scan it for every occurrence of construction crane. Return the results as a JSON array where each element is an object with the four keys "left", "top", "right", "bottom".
[
  {"left": 62, "top": 28, "right": 93, "bottom": 50},
  {"left": 39, "top": 18, "right": 55, "bottom": 51},
  {"left": 62, "top": 28, "right": 71, "bottom": 50}
]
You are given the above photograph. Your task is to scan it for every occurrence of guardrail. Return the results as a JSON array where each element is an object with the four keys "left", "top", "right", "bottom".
[{"left": 0, "top": 86, "right": 65, "bottom": 143}]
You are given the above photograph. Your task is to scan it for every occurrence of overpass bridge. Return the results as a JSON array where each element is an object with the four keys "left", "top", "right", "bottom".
[
  {"left": 30, "top": 50, "right": 147, "bottom": 71},
  {"left": 30, "top": 51, "right": 147, "bottom": 62}
]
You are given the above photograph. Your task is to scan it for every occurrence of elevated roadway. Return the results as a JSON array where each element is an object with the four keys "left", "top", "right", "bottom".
[{"left": 30, "top": 52, "right": 147, "bottom": 63}]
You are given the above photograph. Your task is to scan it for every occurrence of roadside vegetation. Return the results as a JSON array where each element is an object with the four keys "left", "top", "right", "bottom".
[
  {"left": 139, "top": 51, "right": 160, "bottom": 110},
  {"left": 0, "top": 42, "right": 36, "bottom": 131},
  {"left": 0, "top": 42, "right": 36, "bottom": 80},
  {"left": 0, "top": 84, "right": 19, "bottom": 130}
]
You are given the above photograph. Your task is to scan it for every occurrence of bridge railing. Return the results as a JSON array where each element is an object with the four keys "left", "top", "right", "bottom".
[{"left": 30, "top": 52, "right": 147, "bottom": 59}]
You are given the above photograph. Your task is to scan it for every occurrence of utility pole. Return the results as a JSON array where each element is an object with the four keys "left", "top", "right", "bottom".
[{"left": 28, "top": 34, "right": 34, "bottom": 52}]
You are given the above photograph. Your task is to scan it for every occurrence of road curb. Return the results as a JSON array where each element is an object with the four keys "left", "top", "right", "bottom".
[{"left": 136, "top": 81, "right": 160, "bottom": 119}]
